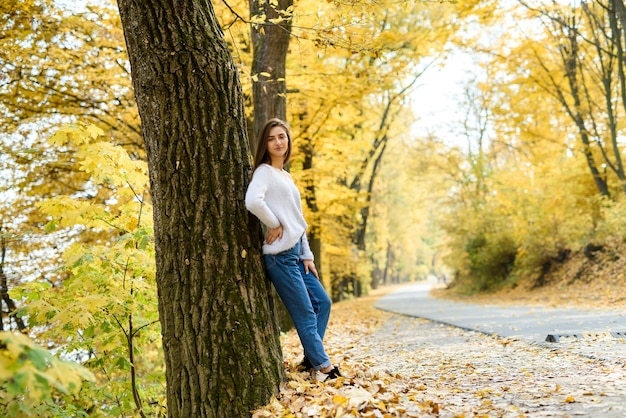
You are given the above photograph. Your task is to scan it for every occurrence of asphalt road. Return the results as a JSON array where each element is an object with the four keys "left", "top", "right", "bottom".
[
  {"left": 369, "top": 281, "right": 626, "bottom": 416},
  {"left": 374, "top": 281, "right": 626, "bottom": 357}
]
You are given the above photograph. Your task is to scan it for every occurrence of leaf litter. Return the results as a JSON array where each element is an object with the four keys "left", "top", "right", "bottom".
[{"left": 253, "top": 287, "right": 626, "bottom": 417}]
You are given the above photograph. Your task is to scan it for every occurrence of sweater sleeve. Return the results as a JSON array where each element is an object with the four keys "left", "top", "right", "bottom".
[
  {"left": 299, "top": 233, "right": 315, "bottom": 261},
  {"left": 245, "top": 168, "right": 281, "bottom": 229}
]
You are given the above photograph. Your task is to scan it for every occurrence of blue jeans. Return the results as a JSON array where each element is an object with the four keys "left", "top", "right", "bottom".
[{"left": 264, "top": 243, "right": 332, "bottom": 371}]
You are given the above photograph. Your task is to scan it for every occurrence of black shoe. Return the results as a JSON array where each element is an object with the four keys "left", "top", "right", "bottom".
[
  {"left": 297, "top": 356, "right": 313, "bottom": 371},
  {"left": 315, "top": 366, "right": 342, "bottom": 382}
]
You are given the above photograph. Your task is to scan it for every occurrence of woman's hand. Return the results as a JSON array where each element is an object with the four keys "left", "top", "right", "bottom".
[
  {"left": 266, "top": 224, "right": 283, "bottom": 245},
  {"left": 302, "top": 259, "right": 319, "bottom": 280}
]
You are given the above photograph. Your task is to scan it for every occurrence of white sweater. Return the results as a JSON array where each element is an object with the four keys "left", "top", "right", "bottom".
[{"left": 245, "top": 164, "right": 314, "bottom": 260}]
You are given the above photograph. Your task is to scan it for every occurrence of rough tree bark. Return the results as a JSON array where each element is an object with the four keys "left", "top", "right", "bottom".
[
  {"left": 116, "top": 0, "right": 284, "bottom": 416},
  {"left": 249, "top": 0, "right": 293, "bottom": 148}
]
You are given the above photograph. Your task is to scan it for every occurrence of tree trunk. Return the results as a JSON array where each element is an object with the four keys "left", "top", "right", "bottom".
[
  {"left": 605, "top": 0, "right": 626, "bottom": 194},
  {"left": 299, "top": 134, "right": 322, "bottom": 275},
  {"left": 355, "top": 137, "right": 387, "bottom": 252},
  {"left": 116, "top": 1, "right": 284, "bottom": 416},
  {"left": 248, "top": 0, "right": 296, "bottom": 332},
  {"left": 349, "top": 79, "right": 418, "bottom": 264},
  {"left": 0, "top": 234, "right": 26, "bottom": 332},
  {"left": 249, "top": 0, "right": 293, "bottom": 148},
  {"left": 562, "top": 21, "right": 611, "bottom": 197}
]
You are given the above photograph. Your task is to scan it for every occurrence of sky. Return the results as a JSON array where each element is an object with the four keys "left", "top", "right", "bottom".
[{"left": 410, "top": 50, "right": 477, "bottom": 148}]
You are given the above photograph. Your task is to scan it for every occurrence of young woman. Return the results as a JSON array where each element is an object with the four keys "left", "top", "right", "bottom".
[{"left": 245, "top": 118, "right": 341, "bottom": 382}]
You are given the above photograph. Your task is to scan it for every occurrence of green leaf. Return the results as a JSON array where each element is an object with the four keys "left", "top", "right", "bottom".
[
  {"left": 83, "top": 325, "right": 95, "bottom": 339},
  {"left": 137, "top": 232, "right": 151, "bottom": 250},
  {"left": 34, "top": 372, "right": 53, "bottom": 396},
  {"left": 115, "top": 356, "right": 132, "bottom": 371},
  {"left": 44, "top": 220, "right": 58, "bottom": 232},
  {"left": 5, "top": 372, "right": 27, "bottom": 394},
  {"left": 26, "top": 347, "right": 52, "bottom": 371}
]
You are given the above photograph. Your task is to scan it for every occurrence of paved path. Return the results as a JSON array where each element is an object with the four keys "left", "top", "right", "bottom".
[
  {"left": 349, "top": 313, "right": 626, "bottom": 417},
  {"left": 374, "top": 282, "right": 626, "bottom": 361},
  {"left": 369, "top": 282, "right": 626, "bottom": 416}
]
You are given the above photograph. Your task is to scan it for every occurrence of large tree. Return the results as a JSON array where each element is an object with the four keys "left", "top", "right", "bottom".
[{"left": 116, "top": 0, "right": 284, "bottom": 416}]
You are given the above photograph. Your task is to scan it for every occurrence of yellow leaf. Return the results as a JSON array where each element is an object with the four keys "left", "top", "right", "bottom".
[
  {"left": 344, "top": 386, "right": 374, "bottom": 408},
  {"left": 0, "top": 331, "right": 95, "bottom": 402},
  {"left": 376, "top": 400, "right": 387, "bottom": 411},
  {"left": 250, "top": 13, "right": 266, "bottom": 24},
  {"left": 86, "top": 123, "right": 104, "bottom": 139}
]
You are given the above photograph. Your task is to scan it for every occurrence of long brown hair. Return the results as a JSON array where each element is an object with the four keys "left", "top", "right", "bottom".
[{"left": 252, "top": 118, "right": 292, "bottom": 170}]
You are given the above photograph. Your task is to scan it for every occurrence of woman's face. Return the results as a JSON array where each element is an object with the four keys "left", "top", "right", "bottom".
[{"left": 266, "top": 126, "right": 289, "bottom": 162}]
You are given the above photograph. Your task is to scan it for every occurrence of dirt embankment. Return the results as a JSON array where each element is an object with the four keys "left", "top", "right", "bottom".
[{"left": 435, "top": 237, "right": 626, "bottom": 310}]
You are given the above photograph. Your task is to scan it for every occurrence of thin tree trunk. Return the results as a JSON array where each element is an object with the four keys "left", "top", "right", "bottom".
[
  {"left": 606, "top": 0, "right": 626, "bottom": 193},
  {"left": 563, "top": 23, "right": 611, "bottom": 197},
  {"left": 520, "top": 1, "right": 612, "bottom": 196},
  {"left": 0, "top": 233, "right": 26, "bottom": 332},
  {"left": 300, "top": 135, "right": 322, "bottom": 275},
  {"left": 383, "top": 242, "right": 392, "bottom": 286},
  {"left": 351, "top": 78, "right": 420, "bottom": 256},
  {"left": 354, "top": 138, "right": 387, "bottom": 252},
  {"left": 116, "top": 0, "right": 284, "bottom": 416}
]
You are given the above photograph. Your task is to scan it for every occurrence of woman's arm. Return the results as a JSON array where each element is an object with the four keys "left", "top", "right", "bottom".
[
  {"left": 266, "top": 224, "right": 283, "bottom": 245},
  {"left": 300, "top": 233, "right": 315, "bottom": 260},
  {"left": 302, "top": 259, "right": 319, "bottom": 280},
  {"left": 299, "top": 234, "right": 319, "bottom": 278},
  {"left": 245, "top": 167, "right": 281, "bottom": 229}
]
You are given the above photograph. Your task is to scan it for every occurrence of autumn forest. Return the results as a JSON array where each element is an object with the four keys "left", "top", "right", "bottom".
[{"left": 1, "top": 0, "right": 625, "bottom": 416}]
